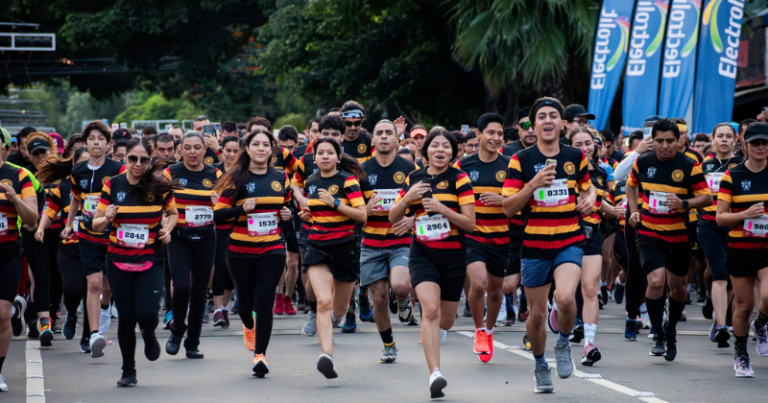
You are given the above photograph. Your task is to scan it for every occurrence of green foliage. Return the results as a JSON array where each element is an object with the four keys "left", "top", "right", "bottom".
[
  {"left": 274, "top": 113, "right": 310, "bottom": 131},
  {"left": 113, "top": 91, "right": 203, "bottom": 123}
]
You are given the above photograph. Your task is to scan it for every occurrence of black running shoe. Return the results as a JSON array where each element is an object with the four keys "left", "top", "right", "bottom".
[
  {"left": 340, "top": 312, "right": 356, "bottom": 333},
  {"left": 166, "top": 334, "right": 182, "bottom": 355},
  {"left": 142, "top": 330, "right": 161, "bottom": 361},
  {"left": 359, "top": 293, "right": 374, "bottom": 323},
  {"left": 11, "top": 296, "right": 26, "bottom": 337},
  {"left": 80, "top": 337, "right": 91, "bottom": 354},
  {"left": 599, "top": 285, "right": 609, "bottom": 307},
  {"left": 664, "top": 331, "right": 677, "bottom": 361},
  {"left": 715, "top": 326, "right": 731, "bottom": 348},
  {"left": 650, "top": 337, "right": 665, "bottom": 356},
  {"left": 388, "top": 289, "right": 397, "bottom": 315},
  {"left": 613, "top": 282, "right": 625, "bottom": 305},
  {"left": 117, "top": 370, "right": 137, "bottom": 387},
  {"left": 702, "top": 297, "right": 713, "bottom": 320},
  {"left": 570, "top": 320, "right": 584, "bottom": 343}
]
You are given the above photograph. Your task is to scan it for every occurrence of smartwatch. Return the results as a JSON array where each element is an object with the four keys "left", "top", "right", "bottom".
[
  {"left": 333, "top": 199, "right": 341, "bottom": 209},
  {"left": 682, "top": 200, "right": 689, "bottom": 209}
]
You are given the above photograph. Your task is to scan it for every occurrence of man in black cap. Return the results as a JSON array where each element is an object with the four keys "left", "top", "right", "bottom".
[
  {"left": 501, "top": 106, "right": 536, "bottom": 157},
  {"left": 563, "top": 104, "right": 595, "bottom": 144}
]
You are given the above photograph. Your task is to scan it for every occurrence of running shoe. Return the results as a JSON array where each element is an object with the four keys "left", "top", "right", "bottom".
[
  {"left": 116, "top": 370, "right": 137, "bottom": 387},
  {"left": 600, "top": 285, "right": 609, "bottom": 307},
  {"left": 380, "top": 344, "right": 398, "bottom": 363},
  {"left": 463, "top": 301, "right": 472, "bottom": 318},
  {"left": 213, "top": 310, "right": 226, "bottom": 327},
  {"left": 479, "top": 333, "right": 494, "bottom": 363},
  {"left": 80, "top": 337, "right": 91, "bottom": 354},
  {"left": 142, "top": 330, "right": 161, "bottom": 361},
  {"left": 664, "top": 331, "right": 677, "bottom": 361},
  {"left": 302, "top": 311, "right": 317, "bottom": 336},
  {"left": 243, "top": 324, "right": 256, "bottom": 351},
  {"left": 11, "top": 295, "right": 26, "bottom": 337},
  {"left": 750, "top": 320, "right": 768, "bottom": 356},
  {"left": 317, "top": 352, "right": 338, "bottom": 379},
  {"left": 502, "top": 311, "right": 516, "bottom": 326},
  {"left": 397, "top": 298, "right": 413, "bottom": 323},
  {"left": 99, "top": 307, "right": 111, "bottom": 334},
  {"left": 429, "top": 368, "right": 447, "bottom": 399},
  {"left": 679, "top": 311, "right": 687, "bottom": 322},
  {"left": 473, "top": 329, "right": 490, "bottom": 355},
  {"left": 522, "top": 334, "right": 532, "bottom": 350},
  {"left": 340, "top": 312, "right": 356, "bottom": 333},
  {"left": 581, "top": 343, "right": 602, "bottom": 366},
  {"left": 27, "top": 320, "right": 39, "bottom": 338},
  {"left": 51, "top": 321, "right": 61, "bottom": 335},
  {"left": 284, "top": 295, "right": 297, "bottom": 315},
  {"left": 110, "top": 302, "right": 119, "bottom": 319},
  {"left": 207, "top": 299, "right": 214, "bottom": 312},
  {"left": 222, "top": 310, "right": 230, "bottom": 328},
  {"left": 253, "top": 354, "right": 269, "bottom": 377},
  {"left": 388, "top": 290, "right": 397, "bottom": 314},
  {"left": 63, "top": 314, "right": 77, "bottom": 340},
  {"left": 570, "top": 319, "right": 584, "bottom": 343},
  {"left": 202, "top": 309, "right": 210, "bottom": 324},
  {"left": 38, "top": 318, "right": 53, "bottom": 347},
  {"left": 163, "top": 310, "right": 173, "bottom": 329},
  {"left": 0, "top": 374, "right": 7, "bottom": 392},
  {"left": 273, "top": 295, "right": 284, "bottom": 315},
  {"left": 231, "top": 299, "right": 239, "bottom": 314},
  {"left": 518, "top": 308, "right": 529, "bottom": 322},
  {"left": 496, "top": 296, "right": 507, "bottom": 325},
  {"left": 715, "top": 326, "right": 731, "bottom": 348},
  {"left": 185, "top": 347, "right": 204, "bottom": 359},
  {"left": 359, "top": 293, "right": 374, "bottom": 322},
  {"left": 624, "top": 318, "right": 637, "bottom": 341},
  {"left": 547, "top": 307, "right": 559, "bottom": 334},
  {"left": 166, "top": 334, "right": 182, "bottom": 355},
  {"left": 734, "top": 355, "right": 755, "bottom": 378},
  {"left": 613, "top": 279, "right": 625, "bottom": 304},
  {"left": 640, "top": 311, "right": 651, "bottom": 329},
  {"left": 702, "top": 296, "right": 713, "bottom": 320},
  {"left": 650, "top": 335, "right": 665, "bottom": 356},
  {"left": 440, "top": 329, "right": 448, "bottom": 345},
  {"left": 90, "top": 333, "right": 106, "bottom": 358},
  {"left": 297, "top": 296, "right": 308, "bottom": 312},
  {"left": 534, "top": 364, "right": 554, "bottom": 393},
  {"left": 709, "top": 317, "right": 718, "bottom": 342},
  {"left": 554, "top": 341, "right": 575, "bottom": 379}
]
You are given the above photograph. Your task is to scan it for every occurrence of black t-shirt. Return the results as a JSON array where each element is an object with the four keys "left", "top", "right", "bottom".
[
  {"left": 501, "top": 140, "right": 527, "bottom": 157},
  {"left": 342, "top": 134, "right": 373, "bottom": 163},
  {"left": 7, "top": 152, "right": 29, "bottom": 167},
  {"left": 360, "top": 155, "right": 416, "bottom": 249}
]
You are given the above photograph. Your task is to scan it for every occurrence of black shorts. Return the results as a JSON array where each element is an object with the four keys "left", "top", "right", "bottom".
[
  {"left": 726, "top": 252, "right": 768, "bottom": 278},
  {"left": 698, "top": 225, "right": 729, "bottom": 281},
  {"left": 582, "top": 224, "right": 604, "bottom": 256},
  {"left": 613, "top": 230, "right": 628, "bottom": 270},
  {"left": 638, "top": 240, "right": 691, "bottom": 277},
  {"left": 409, "top": 243, "right": 466, "bottom": 302},
  {"left": 0, "top": 248, "right": 22, "bottom": 303},
  {"left": 466, "top": 241, "right": 510, "bottom": 278},
  {"left": 600, "top": 218, "right": 616, "bottom": 238},
  {"left": 303, "top": 239, "right": 360, "bottom": 283},
  {"left": 507, "top": 238, "right": 522, "bottom": 276},
  {"left": 80, "top": 241, "right": 108, "bottom": 276},
  {"left": 282, "top": 220, "right": 299, "bottom": 254}
]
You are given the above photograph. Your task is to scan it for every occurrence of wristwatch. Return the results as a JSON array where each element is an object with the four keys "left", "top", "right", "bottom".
[
  {"left": 682, "top": 200, "right": 689, "bottom": 209},
  {"left": 333, "top": 199, "right": 341, "bottom": 209}
]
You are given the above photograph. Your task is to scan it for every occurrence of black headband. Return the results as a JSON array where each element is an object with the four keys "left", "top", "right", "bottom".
[{"left": 530, "top": 100, "right": 564, "bottom": 121}]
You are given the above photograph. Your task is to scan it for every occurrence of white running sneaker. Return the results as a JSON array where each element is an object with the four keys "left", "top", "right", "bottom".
[
  {"left": 99, "top": 308, "right": 111, "bottom": 335},
  {"left": 440, "top": 329, "right": 447, "bottom": 345},
  {"left": 90, "top": 333, "right": 106, "bottom": 358},
  {"left": 496, "top": 296, "right": 507, "bottom": 324},
  {"left": 0, "top": 373, "right": 8, "bottom": 392},
  {"left": 429, "top": 368, "right": 447, "bottom": 398}
]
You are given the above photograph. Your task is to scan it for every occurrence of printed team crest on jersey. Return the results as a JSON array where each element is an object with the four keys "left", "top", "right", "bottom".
[
  {"left": 80, "top": 179, "right": 89, "bottom": 189},
  {"left": 308, "top": 185, "right": 317, "bottom": 195},
  {"left": 729, "top": 163, "right": 738, "bottom": 169},
  {"left": 671, "top": 169, "right": 684, "bottom": 182},
  {"left": 368, "top": 174, "right": 378, "bottom": 187},
  {"left": 312, "top": 168, "right": 319, "bottom": 174},
  {"left": 102, "top": 176, "right": 109, "bottom": 185},
  {"left": 53, "top": 179, "right": 61, "bottom": 185},
  {"left": 564, "top": 162, "right": 576, "bottom": 175},
  {"left": 246, "top": 182, "right": 256, "bottom": 193},
  {"left": 271, "top": 181, "right": 282, "bottom": 192},
  {"left": 534, "top": 163, "right": 545, "bottom": 173},
  {"left": 1, "top": 179, "right": 12, "bottom": 187},
  {"left": 328, "top": 184, "right": 339, "bottom": 195},
  {"left": 436, "top": 180, "right": 449, "bottom": 190},
  {"left": 742, "top": 181, "right": 751, "bottom": 191},
  {"left": 116, "top": 191, "right": 126, "bottom": 202},
  {"left": 146, "top": 192, "right": 155, "bottom": 202},
  {"left": 393, "top": 172, "right": 405, "bottom": 184},
  {"left": 357, "top": 144, "right": 367, "bottom": 154},
  {"left": 469, "top": 170, "right": 480, "bottom": 182},
  {"left": 620, "top": 185, "right": 626, "bottom": 193},
  {"left": 178, "top": 178, "right": 188, "bottom": 187},
  {"left": 204, "top": 156, "right": 214, "bottom": 165},
  {"left": 647, "top": 167, "right": 657, "bottom": 178},
  {"left": 202, "top": 178, "right": 213, "bottom": 188},
  {"left": 496, "top": 171, "right": 506, "bottom": 182},
  {"left": 597, "top": 176, "right": 604, "bottom": 186}
]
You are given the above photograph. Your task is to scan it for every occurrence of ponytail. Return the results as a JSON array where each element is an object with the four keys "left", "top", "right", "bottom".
[{"left": 36, "top": 152, "right": 78, "bottom": 184}]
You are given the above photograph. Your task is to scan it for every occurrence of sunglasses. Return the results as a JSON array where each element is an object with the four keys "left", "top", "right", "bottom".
[
  {"left": 127, "top": 155, "right": 152, "bottom": 165},
  {"left": 345, "top": 120, "right": 363, "bottom": 127},
  {"left": 519, "top": 121, "right": 533, "bottom": 130}
]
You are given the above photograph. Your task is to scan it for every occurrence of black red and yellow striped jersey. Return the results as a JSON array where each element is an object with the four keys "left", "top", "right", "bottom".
[
  {"left": 698, "top": 156, "right": 742, "bottom": 230},
  {"left": 361, "top": 156, "right": 416, "bottom": 249},
  {"left": 97, "top": 174, "right": 175, "bottom": 262},
  {"left": 583, "top": 166, "right": 609, "bottom": 226},
  {"left": 214, "top": 167, "right": 291, "bottom": 256},
  {"left": 44, "top": 177, "right": 80, "bottom": 246},
  {"left": 502, "top": 145, "right": 592, "bottom": 259},
  {"left": 611, "top": 180, "right": 628, "bottom": 230},
  {"left": 0, "top": 162, "right": 35, "bottom": 251},
  {"left": 685, "top": 147, "right": 704, "bottom": 164},
  {"left": 395, "top": 166, "right": 474, "bottom": 250},
  {"left": 273, "top": 146, "right": 298, "bottom": 175},
  {"left": 717, "top": 164, "right": 768, "bottom": 255},
  {"left": 455, "top": 153, "right": 511, "bottom": 246},
  {"left": 293, "top": 152, "right": 318, "bottom": 189},
  {"left": 628, "top": 151, "right": 710, "bottom": 244},
  {"left": 305, "top": 170, "right": 365, "bottom": 246},
  {"left": 211, "top": 162, "right": 236, "bottom": 232},
  {"left": 342, "top": 134, "right": 373, "bottom": 163},
  {"left": 292, "top": 144, "right": 309, "bottom": 159},
  {"left": 70, "top": 158, "right": 125, "bottom": 246},
  {"left": 42, "top": 179, "right": 65, "bottom": 231},
  {"left": 163, "top": 163, "right": 221, "bottom": 232},
  {"left": 501, "top": 141, "right": 526, "bottom": 157}
]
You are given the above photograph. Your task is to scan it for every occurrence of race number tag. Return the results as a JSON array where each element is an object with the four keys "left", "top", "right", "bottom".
[
  {"left": 83, "top": 195, "right": 99, "bottom": 218},
  {"left": 415, "top": 214, "right": 451, "bottom": 242},
  {"left": 0, "top": 213, "right": 7, "bottom": 237},
  {"left": 744, "top": 215, "right": 768, "bottom": 238},
  {"left": 247, "top": 212, "right": 279, "bottom": 236},
  {"left": 649, "top": 192, "right": 675, "bottom": 215},
  {"left": 374, "top": 189, "right": 399, "bottom": 212},
  {"left": 186, "top": 206, "right": 214, "bottom": 227},
  {"left": 706, "top": 173, "right": 724, "bottom": 193},
  {"left": 116, "top": 224, "right": 150, "bottom": 249},
  {"left": 533, "top": 179, "right": 569, "bottom": 207}
]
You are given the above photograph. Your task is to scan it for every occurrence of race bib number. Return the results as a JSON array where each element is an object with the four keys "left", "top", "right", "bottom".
[
  {"left": 415, "top": 214, "right": 451, "bottom": 242},
  {"left": 116, "top": 224, "right": 150, "bottom": 249},
  {"left": 0, "top": 213, "right": 7, "bottom": 237},
  {"left": 83, "top": 195, "right": 99, "bottom": 218},
  {"left": 247, "top": 212, "right": 279, "bottom": 236},
  {"left": 649, "top": 192, "right": 675, "bottom": 215},
  {"left": 374, "top": 189, "right": 399, "bottom": 212},
  {"left": 186, "top": 206, "right": 214, "bottom": 227},
  {"left": 533, "top": 179, "right": 569, "bottom": 208},
  {"left": 744, "top": 215, "right": 768, "bottom": 238},
  {"left": 706, "top": 173, "right": 724, "bottom": 193}
]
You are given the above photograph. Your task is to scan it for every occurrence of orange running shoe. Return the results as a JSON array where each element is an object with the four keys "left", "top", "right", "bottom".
[
  {"left": 252, "top": 354, "right": 269, "bottom": 377},
  {"left": 479, "top": 333, "right": 494, "bottom": 363},
  {"left": 243, "top": 324, "right": 256, "bottom": 351},
  {"left": 473, "top": 329, "right": 490, "bottom": 355}
]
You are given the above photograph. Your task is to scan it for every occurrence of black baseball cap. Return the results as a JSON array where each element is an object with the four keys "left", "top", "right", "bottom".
[
  {"left": 563, "top": 104, "right": 596, "bottom": 121},
  {"left": 27, "top": 137, "right": 51, "bottom": 154},
  {"left": 743, "top": 122, "right": 768, "bottom": 143},
  {"left": 517, "top": 106, "right": 531, "bottom": 123}
]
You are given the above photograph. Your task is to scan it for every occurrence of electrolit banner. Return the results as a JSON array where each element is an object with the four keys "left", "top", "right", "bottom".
[
  {"left": 622, "top": 0, "right": 669, "bottom": 137},
  {"left": 588, "top": 0, "right": 635, "bottom": 130},
  {"left": 691, "top": 0, "right": 745, "bottom": 134},
  {"left": 658, "top": 0, "right": 703, "bottom": 122}
]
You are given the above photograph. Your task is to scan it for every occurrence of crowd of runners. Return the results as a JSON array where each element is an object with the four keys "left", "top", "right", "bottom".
[{"left": 1, "top": 97, "right": 767, "bottom": 398}]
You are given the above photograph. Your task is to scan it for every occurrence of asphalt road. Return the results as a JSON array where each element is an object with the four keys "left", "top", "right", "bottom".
[{"left": 3, "top": 295, "right": 767, "bottom": 402}]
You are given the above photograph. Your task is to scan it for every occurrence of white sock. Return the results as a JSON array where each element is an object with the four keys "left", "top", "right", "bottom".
[
  {"left": 584, "top": 323, "right": 597, "bottom": 345},
  {"left": 552, "top": 301, "right": 558, "bottom": 312},
  {"left": 599, "top": 280, "right": 607, "bottom": 287},
  {"left": 487, "top": 328, "right": 494, "bottom": 336},
  {"left": 221, "top": 306, "right": 228, "bottom": 311}
]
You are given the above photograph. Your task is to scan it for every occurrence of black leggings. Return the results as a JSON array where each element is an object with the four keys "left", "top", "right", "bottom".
[
  {"left": 22, "top": 227, "right": 51, "bottom": 314},
  {"left": 57, "top": 247, "right": 90, "bottom": 339},
  {"left": 624, "top": 213, "right": 645, "bottom": 319},
  {"left": 212, "top": 230, "right": 234, "bottom": 296},
  {"left": 105, "top": 261, "right": 163, "bottom": 372},
  {"left": 0, "top": 249, "right": 22, "bottom": 303},
  {"left": 227, "top": 254, "right": 285, "bottom": 355},
  {"left": 44, "top": 231, "right": 62, "bottom": 317},
  {"left": 163, "top": 246, "right": 172, "bottom": 312},
  {"left": 167, "top": 232, "right": 216, "bottom": 348}
]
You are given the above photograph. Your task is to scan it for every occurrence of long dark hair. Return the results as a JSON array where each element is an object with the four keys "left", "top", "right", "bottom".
[
  {"left": 420, "top": 128, "right": 458, "bottom": 163},
  {"left": 313, "top": 137, "right": 366, "bottom": 181},
  {"left": 214, "top": 129, "right": 278, "bottom": 197},
  {"left": 64, "top": 134, "right": 83, "bottom": 158},
  {"left": 125, "top": 138, "right": 179, "bottom": 202}
]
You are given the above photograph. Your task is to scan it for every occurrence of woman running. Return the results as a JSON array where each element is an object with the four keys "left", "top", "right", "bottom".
[
  {"left": 716, "top": 122, "right": 768, "bottom": 378},
  {"left": 296, "top": 137, "right": 366, "bottom": 380},
  {"left": 213, "top": 130, "right": 292, "bottom": 377},
  {"left": 164, "top": 132, "right": 222, "bottom": 358},
  {"left": 389, "top": 128, "right": 475, "bottom": 399},
  {"left": 92, "top": 138, "right": 178, "bottom": 387},
  {"left": 698, "top": 123, "right": 742, "bottom": 348}
]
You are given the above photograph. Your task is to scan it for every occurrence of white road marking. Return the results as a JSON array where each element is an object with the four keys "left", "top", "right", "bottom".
[
  {"left": 26, "top": 341, "right": 45, "bottom": 403},
  {"left": 457, "top": 331, "right": 669, "bottom": 403}
]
